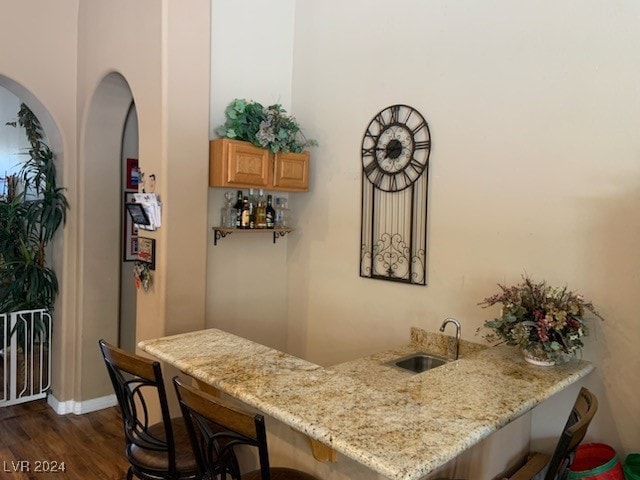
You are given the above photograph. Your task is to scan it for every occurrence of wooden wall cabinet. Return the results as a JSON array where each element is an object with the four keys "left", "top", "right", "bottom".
[
  {"left": 210, "top": 138, "right": 309, "bottom": 192},
  {"left": 272, "top": 150, "right": 309, "bottom": 191}
]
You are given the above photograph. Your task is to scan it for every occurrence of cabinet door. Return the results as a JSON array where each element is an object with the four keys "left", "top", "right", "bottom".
[
  {"left": 273, "top": 151, "right": 309, "bottom": 192},
  {"left": 210, "top": 139, "right": 271, "bottom": 188}
]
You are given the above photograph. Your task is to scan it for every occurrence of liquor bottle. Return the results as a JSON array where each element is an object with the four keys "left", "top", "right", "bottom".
[
  {"left": 266, "top": 194, "right": 275, "bottom": 229},
  {"left": 240, "top": 196, "right": 250, "bottom": 229},
  {"left": 274, "top": 197, "right": 282, "bottom": 228},
  {"left": 233, "top": 190, "right": 243, "bottom": 228},
  {"left": 256, "top": 195, "right": 267, "bottom": 229},
  {"left": 248, "top": 188, "right": 256, "bottom": 229}
]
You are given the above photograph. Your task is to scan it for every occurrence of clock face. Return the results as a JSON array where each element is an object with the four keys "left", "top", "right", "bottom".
[{"left": 361, "top": 105, "right": 431, "bottom": 192}]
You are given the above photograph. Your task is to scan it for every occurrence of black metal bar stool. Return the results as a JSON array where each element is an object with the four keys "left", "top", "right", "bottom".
[
  {"left": 99, "top": 340, "right": 200, "bottom": 480},
  {"left": 173, "top": 376, "right": 320, "bottom": 480}
]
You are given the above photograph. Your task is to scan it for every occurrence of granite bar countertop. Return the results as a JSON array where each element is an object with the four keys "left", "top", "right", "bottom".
[{"left": 139, "top": 328, "right": 593, "bottom": 480}]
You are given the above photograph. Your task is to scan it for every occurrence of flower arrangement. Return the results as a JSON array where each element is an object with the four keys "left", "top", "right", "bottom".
[
  {"left": 215, "top": 98, "right": 317, "bottom": 154},
  {"left": 479, "top": 275, "right": 603, "bottom": 363}
]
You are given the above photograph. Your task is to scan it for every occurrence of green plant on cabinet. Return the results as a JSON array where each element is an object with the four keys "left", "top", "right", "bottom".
[{"left": 216, "top": 98, "right": 317, "bottom": 154}]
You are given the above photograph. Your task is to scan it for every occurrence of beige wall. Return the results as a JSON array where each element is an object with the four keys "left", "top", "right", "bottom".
[
  {"left": 163, "top": 0, "right": 212, "bottom": 337},
  {"left": 287, "top": 0, "right": 640, "bottom": 458}
]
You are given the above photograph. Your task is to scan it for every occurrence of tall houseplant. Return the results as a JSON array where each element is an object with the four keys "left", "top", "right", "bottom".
[{"left": 0, "top": 104, "right": 68, "bottom": 335}]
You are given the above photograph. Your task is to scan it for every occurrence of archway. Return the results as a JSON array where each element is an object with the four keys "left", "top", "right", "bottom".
[
  {"left": 78, "top": 72, "right": 137, "bottom": 402},
  {"left": 0, "top": 74, "right": 68, "bottom": 406},
  {"left": 119, "top": 102, "right": 139, "bottom": 352}
]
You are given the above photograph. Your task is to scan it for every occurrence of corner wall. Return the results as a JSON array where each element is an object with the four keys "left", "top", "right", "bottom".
[{"left": 206, "top": 0, "right": 296, "bottom": 350}]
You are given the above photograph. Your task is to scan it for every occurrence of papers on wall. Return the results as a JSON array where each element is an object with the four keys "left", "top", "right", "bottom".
[{"left": 133, "top": 193, "right": 162, "bottom": 230}]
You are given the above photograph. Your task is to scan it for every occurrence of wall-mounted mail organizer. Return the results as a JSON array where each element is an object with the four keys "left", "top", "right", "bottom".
[{"left": 125, "top": 193, "right": 162, "bottom": 231}]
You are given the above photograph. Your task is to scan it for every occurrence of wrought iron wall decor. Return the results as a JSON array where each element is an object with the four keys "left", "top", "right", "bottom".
[{"left": 360, "top": 104, "right": 431, "bottom": 285}]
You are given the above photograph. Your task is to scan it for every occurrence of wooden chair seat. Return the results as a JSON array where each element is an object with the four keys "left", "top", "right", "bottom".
[
  {"left": 129, "top": 419, "right": 198, "bottom": 472},
  {"left": 173, "top": 376, "right": 321, "bottom": 480}
]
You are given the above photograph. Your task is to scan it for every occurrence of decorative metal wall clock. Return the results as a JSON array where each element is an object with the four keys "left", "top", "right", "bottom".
[{"left": 360, "top": 104, "right": 431, "bottom": 285}]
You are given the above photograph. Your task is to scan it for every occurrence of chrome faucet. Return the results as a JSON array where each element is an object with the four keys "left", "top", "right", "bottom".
[{"left": 439, "top": 318, "right": 461, "bottom": 360}]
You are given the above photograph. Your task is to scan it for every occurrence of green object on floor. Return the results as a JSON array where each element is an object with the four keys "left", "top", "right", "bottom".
[{"left": 624, "top": 454, "right": 640, "bottom": 480}]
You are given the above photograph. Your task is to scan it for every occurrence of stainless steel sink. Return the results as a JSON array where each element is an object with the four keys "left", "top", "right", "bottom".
[{"left": 386, "top": 352, "right": 450, "bottom": 373}]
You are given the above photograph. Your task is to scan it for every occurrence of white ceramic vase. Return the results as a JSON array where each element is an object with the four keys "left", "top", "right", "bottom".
[{"left": 522, "top": 348, "right": 555, "bottom": 366}]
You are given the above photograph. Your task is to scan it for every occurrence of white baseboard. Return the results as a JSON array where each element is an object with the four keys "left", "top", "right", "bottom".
[{"left": 47, "top": 393, "right": 117, "bottom": 415}]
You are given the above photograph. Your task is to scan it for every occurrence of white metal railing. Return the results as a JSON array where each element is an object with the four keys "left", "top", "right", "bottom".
[{"left": 0, "top": 308, "right": 52, "bottom": 407}]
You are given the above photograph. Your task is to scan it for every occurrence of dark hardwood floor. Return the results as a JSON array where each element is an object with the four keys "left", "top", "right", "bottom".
[{"left": 0, "top": 399, "right": 129, "bottom": 479}]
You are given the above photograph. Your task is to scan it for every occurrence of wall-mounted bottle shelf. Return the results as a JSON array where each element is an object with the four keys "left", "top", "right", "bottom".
[{"left": 212, "top": 227, "right": 294, "bottom": 246}]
